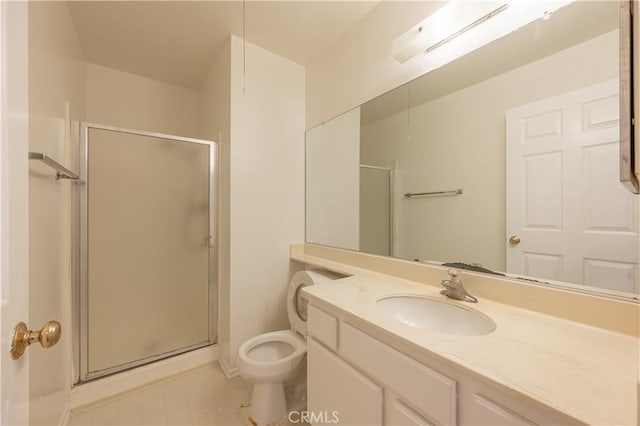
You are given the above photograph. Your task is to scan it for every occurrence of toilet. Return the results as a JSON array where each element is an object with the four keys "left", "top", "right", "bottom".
[{"left": 237, "top": 270, "right": 338, "bottom": 425}]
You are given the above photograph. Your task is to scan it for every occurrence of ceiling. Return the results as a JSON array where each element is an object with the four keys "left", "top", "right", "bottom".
[{"left": 68, "top": 1, "right": 379, "bottom": 89}]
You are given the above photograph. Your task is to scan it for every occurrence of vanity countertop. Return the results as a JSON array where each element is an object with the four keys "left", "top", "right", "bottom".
[{"left": 295, "top": 250, "right": 639, "bottom": 426}]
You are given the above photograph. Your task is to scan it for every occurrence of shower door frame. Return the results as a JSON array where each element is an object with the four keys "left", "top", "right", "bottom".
[
  {"left": 359, "top": 164, "right": 395, "bottom": 257},
  {"left": 74, "top": 123, "right": 218, "bottom": 383}
]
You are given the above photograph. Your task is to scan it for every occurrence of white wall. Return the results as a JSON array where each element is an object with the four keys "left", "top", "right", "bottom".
[
  {"left": 27, "top": 2, "right": 85, "bottom": 424},
  {"left": 198, "top": 36, "right": 306, "bottom": 373},
  {"left": 306, "top": 1, "right": 443, "bottom": 128},
  {"left": 361, "top": 31, "right": 618, "bottom": 271},
  {"left": 306, "top": 107, "right": 360, "bottom": 251},
  {"left": 227, "top": 36, "right": 305, "bottom": 370},
  {"left": 198, "top": 42, "right": 232, "bottom": 371},
  {"left": 85, "top": 63, "right": 200, "bottom": 138}
]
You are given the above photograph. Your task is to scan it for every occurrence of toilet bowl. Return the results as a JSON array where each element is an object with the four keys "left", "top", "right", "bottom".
[
  {"left": 237, "top": 270, "right": 338, "bottom": 426},
  {"left": 238, "top": 330, "right": 306, "bottom": 383}
]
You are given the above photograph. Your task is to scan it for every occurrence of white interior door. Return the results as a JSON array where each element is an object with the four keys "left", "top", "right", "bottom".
[
  {"left": 506, "top": 79, "right": 639, "bottom": 293},
  {"left": 1, "top": 2, "right": 30, "bottom": 424}
]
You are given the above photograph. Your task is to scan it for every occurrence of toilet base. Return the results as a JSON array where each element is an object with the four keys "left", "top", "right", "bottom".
[{"left": 250, "top": 382, "right": 287, "bottom": 426}]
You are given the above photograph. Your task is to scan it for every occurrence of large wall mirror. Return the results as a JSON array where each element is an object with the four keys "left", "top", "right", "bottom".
[{"left": 306, "top": 0, "right": 640, "bottom": 300}]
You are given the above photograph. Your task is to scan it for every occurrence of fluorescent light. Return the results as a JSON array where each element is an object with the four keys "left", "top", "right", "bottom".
[
  {"left": 392, "top": 0, "right": 576, "bottom": 64},
  {"left": 393, "top": 1, "right": 508, "bottom": 63},
  {"left": 424, "top": 3, "right": 509, "bottom": 54}
]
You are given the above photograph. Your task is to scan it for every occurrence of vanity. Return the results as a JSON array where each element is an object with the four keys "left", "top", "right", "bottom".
[
  {"left": 300, "top": 1, "right": 640, "bottom": 424},
  {"left": 293, "top": 243, "right": 638, "bottom": 426}
]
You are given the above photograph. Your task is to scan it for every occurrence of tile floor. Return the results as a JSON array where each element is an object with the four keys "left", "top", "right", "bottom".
[{"left": 68, "top": 364, "right": 250, "bottom": 426}]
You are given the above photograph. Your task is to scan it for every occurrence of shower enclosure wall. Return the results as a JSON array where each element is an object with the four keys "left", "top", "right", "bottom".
[{"left": 75, "top": 123, "right": 217, "bottom": 382}]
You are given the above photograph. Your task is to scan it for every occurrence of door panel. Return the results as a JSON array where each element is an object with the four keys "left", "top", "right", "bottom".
[
  {"left": 1, "top": 2, "right": 30, "bottom": 424},
  {"left": 522, "top": 152, "right": 563, "bottom": 229},
  {"left": 583, "top": 259, "right": 637, "bottom": 292},
  {"left": 584, "top": 143, "right": 636, "bottom": 231},
  {"left": 523, "top": 252, "right": 563, "bottom": 280}
]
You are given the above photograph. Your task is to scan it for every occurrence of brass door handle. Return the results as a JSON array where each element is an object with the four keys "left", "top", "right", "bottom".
[
  {"left": 10, "top": 320, "right": 62, "bottom": 360},
  {"left": 508, "top": 235, "right": 521, "bottom": 245}
]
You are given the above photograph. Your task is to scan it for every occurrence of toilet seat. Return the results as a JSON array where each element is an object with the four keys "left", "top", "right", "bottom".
[{"left": 237, "top": 330, "right": 306, "bottom": 382}]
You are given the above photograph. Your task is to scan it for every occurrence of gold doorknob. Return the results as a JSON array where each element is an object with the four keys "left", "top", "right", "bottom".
[
  {"left": 10, "top": 320, "right": 62, "bottom": 360},
  {"left": 508, "top": 235, "right": 521, "bottom": 245}
]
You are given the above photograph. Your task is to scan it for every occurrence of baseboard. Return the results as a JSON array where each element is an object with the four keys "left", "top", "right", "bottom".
[
  {"left": 70, "top": 345, "right": 218, "bottom": 411},
  {"left": 219, "top": 352, "right": 239, "bottom": 379},
  {"left": 58, "top": 407, "right": 71, "bottom": 426}
]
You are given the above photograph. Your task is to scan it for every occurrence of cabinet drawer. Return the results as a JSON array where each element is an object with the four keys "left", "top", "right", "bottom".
[
  {"left": 340, "top": 322, "right": 456, "bottom": 425},
  {"left": 308, "top": 337, "right": 383, "bottom": 425},
  {"left": 468, "top": 394, "right": 536, "bottom": 426},
  {"left": 308, "top": 305, "right": 338, "bottom": 351}
]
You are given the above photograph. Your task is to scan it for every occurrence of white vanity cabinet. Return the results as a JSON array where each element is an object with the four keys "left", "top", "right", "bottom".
[
  {"left": 339, "top": 321, "right": 456, "bottom": 425},
  {"left": 308, "top": 337, "right": 384, "bottom": 425},
  {"left": 307, "top": 304, "right": 572, "bottom": 426},
  {"left": 307, "top": 305, "right": 383, "bottom": 425}
]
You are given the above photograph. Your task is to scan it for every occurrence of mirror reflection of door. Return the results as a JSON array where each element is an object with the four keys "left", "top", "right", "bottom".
[{"left": 506, "top": 80, "right": 639, "bottom": 293}]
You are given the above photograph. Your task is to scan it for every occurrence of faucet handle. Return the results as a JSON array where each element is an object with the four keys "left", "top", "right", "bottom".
[{"left": 441, "top": 268, "right": 478, "bottom": 303}]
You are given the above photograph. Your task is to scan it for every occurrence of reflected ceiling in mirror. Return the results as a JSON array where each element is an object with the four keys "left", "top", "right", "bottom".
[{"left": 305, "top": 1, "right": 639, "bottom": 300}]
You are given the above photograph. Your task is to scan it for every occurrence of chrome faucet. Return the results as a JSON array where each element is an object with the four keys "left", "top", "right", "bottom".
[{"left": 440, "top": 269, "right": 478, "bottom": 303}]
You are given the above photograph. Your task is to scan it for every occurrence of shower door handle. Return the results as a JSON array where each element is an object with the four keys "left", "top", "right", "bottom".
[{"left": 205, "top": 235, "right": 213, "bottom": 248}]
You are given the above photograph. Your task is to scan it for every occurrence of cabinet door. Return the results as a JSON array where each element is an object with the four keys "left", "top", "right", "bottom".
[
  {"left": 340, "top": 322, "right": 456, "bottom": 425},
  {"left": 308, "top": 337, "right": 383, "bottom": 425},
  {"left": 458, "top": 376, "right": 573, "bottom": 425},
  {"left": 386, "top": 397, "right": 435, "bottom": 426}
]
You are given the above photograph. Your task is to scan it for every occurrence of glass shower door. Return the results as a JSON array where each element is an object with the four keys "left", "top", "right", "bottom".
[
  {"left": 79, "top": 124, "right": 217, "bottom": 381},
  {"left": 359, "top": 165, "right": 393, "bottom": 256}
]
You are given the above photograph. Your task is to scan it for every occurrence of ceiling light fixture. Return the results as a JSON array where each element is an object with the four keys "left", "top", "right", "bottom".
[
  {"left": 393, "top": 1, "right": 509, "bottom": 63},
  {"left": 392, "top": 0, "right": 576, "bottom": 64},
  {"left": 423, "top": 3, "right": 509, "bottom": 55}
]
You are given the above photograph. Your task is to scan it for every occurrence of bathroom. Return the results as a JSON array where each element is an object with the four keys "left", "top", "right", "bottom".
[{"left": 1, "top": 0, "right": 638, "bottom": 425}]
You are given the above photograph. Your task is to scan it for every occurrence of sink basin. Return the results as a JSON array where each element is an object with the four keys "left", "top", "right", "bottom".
[{"left": 376, "top": 295, "right": 496, "bottom": 336}]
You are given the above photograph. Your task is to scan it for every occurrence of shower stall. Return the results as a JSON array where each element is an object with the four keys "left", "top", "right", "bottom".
[{"left": 75, "top": 123, "right": 217, "bottom": 382}]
